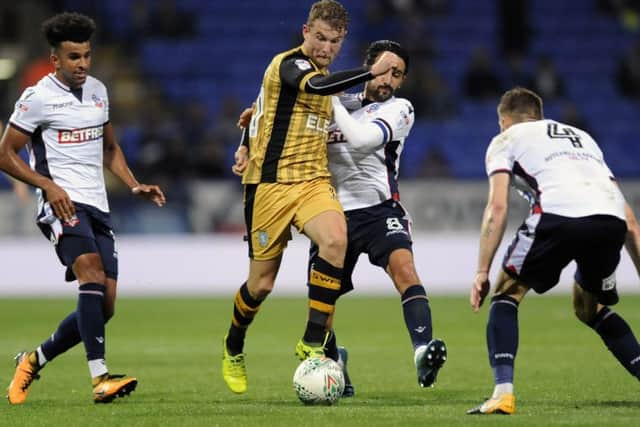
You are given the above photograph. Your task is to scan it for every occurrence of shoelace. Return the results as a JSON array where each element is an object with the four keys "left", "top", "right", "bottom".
[
  {"left": 18, "top": 368, "right": 40, "bottom": 391},
  {"left": 228, "top": 354, "right": 245, "bottom": 375}
]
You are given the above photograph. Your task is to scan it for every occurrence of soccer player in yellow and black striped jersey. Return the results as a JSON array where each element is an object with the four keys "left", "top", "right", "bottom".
[{"left": 221, "top": 0, "right": 399, "bottom": 394}]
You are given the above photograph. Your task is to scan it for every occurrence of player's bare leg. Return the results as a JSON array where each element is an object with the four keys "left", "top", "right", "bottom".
[{"left": 223, "top": 257, "right": 281, "bottom": 393}]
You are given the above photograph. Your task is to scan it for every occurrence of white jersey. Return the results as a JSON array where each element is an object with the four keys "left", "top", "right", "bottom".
[
  {"left": 485, "top": 119, "right": 625, "bottom": 219},
  {"left": 327, "top": 93, "right": 414, "bottom": 211},
  {"left": 9, "top": 73, "right": 110, "bottom": 213}
]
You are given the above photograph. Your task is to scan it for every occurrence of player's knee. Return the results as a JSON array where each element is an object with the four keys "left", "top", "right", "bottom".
[
  {"left": 72, "top": 253, "right": 106, "bottom": 284},
  {"left": 318, "top": 231, "right": 347, "bottom": 260},
  {"left": 249, "top": 278, "right": 274, "bottom": 300},
  {"left": 574, "top": 304, "right": 597, "bottom": 325},
  {"left": 389, "top": 259, "right": 419, "bottom": 286}
]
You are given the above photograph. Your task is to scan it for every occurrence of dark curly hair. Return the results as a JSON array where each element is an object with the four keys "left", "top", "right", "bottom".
[
  {"left": 364, "top": 40, "right": 410, "bottom": 74},
  {"left": 42, "top": 12, "right": 96, "bottom": 48}
]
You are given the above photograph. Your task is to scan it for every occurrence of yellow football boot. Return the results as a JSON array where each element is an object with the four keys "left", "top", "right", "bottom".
[
  {"left": 222, "top": 335, "right": 247, "bottom": 394},
  {"left": 295, "top": 339, "right": 325, "bottom": 361}
]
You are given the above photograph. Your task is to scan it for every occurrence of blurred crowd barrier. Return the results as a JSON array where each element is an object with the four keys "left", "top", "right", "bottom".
[
  {"left": 4, "top": 179, "right": 640, "bottom": 236},
  {"left": 2, "top": 180, "right": 640, "bottom": 296}
]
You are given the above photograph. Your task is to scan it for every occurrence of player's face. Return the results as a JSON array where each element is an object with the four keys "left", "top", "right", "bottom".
[
  {"left": 52, "top": 41, "right": 92, "bottom": 89},
  {"left": 365, "top": 52, "right": 406, "bottom": 103},
  {"left": 302, "top": 19, "right": 346, "bottom": 68}
]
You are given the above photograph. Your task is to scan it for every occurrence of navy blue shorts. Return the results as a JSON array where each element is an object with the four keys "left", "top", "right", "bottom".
[
  {"left": 502, "top": 212, "right": 626, "bottom": 305},
  {"left": 309, "top": 199, "right": 413, "bottom": 295},
  {"left": 37, "top": 201, "right": 118, "bottom": 282}
]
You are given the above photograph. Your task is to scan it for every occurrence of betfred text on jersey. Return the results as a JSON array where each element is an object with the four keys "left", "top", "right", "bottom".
[{"left": 58, "top": 125, "right": 103, "bottom": 144}]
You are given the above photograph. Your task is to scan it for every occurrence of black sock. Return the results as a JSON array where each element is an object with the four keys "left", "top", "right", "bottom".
[
  {"left": 589, "top": 307, "right": 640, "bottom": 378},
  {"left": 40, "top": 311, "right": 82, "bottom": 362},
  {"left": 304, "top": 257, "right": 342, "bottom": 345},
  {"left": 487, "top": 295, "right": 519, "bottom": 384},
  {"left": 77, "top": 283, "right": 106, "bottom": 361},
  {"left": 401, "top": 285, "right": 432, "bottom": 348},
  {"left": 227, "top": 282, "right": 263, "bottom": 355},
  {"left": 324, "top": 329, "right": 339, "bottom": 361}
]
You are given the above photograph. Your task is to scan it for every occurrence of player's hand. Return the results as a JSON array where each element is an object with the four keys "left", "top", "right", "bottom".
[
  {"left": 232, "top": 145, "right": 249, "bottom": 176},
  {"left": 370, "top": 51, "right": 400, "bottom": 77},
  {"left": 43, "top": 181, "right": 75, "bottom": 222},
  {"left": 470, "top": 271, "right": 490, "bottom": 313},
  {"left": 132, "top": 184, "right": 166, "bottom": 207},
  {"left": 237, "top": 103, "right": 255, "bottom": 129}
]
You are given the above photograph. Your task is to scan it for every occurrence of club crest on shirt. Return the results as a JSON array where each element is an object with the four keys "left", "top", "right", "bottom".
[
  {"left": 365, "top": 103, "right": 381, "bottom": 114},
  {"left": 92, "top": 94, "right": 104, "bottom": 108}
]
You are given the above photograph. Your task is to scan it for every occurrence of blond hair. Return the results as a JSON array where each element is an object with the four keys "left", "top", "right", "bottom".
[{"left": 307, "top": 0, "right": 349, "bottom": 32}]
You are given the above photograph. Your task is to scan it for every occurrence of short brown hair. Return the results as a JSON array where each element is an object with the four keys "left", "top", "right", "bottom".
[
  {"left": 307, "top": 0, "right": 349, "bottom": 32},
  {"left": 498, "top": 87, "right": 544, "bottom": 120}
]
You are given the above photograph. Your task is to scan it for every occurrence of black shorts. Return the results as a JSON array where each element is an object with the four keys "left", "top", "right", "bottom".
[
  {"left": 502, "top": 212, "right": 627, "bottom": 304},
  {"left": 37, "top": 201, "right": 118, "bottom": 282},
  {"left": 309, "top": 199, "right": 413, "bottom": 295}
]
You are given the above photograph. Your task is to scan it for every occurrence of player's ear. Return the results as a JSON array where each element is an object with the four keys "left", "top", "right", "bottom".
[{"left": 50, "top": 49, "right": 60, "bottom": 70}]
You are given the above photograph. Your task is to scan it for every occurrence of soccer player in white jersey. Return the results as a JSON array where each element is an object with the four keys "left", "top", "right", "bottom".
[
  {"left": 320, "top": 40, "right": 446, "bottom": 394},
  {"left": 0, "top": 12, "right": 165, "bottom": 404},
  {"left": 467, "top": 87, "right": 640, "bottom": 415}
]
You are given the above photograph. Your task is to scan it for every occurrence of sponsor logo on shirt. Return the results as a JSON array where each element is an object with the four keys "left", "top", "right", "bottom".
[
  {"left": 294, "top": 59, "right": 312, "bottom": 71},
  {"left": 52, "top": 101, "right": 74, "bottom": 110},
  {"left": 306, "top": 113, "right": 330, "bottom": 133},
  {"left": 58, "top": 125, "right": 104, "bottom": 144}
]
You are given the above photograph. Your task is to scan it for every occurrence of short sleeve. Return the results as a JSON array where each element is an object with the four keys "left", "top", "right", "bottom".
[
  {"left": 485, "top": 132, "right": 514, "bottom": 176},
  {"left": 9, "top": 87, "right": 44, "bottom": 134}
]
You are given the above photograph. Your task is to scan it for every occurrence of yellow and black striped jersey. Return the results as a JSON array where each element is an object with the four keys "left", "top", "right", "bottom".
[{"left": 242, "top": 45, "right": 373, "bottom": 184}]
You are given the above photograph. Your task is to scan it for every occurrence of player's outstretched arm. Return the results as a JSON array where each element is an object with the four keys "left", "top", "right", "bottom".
[
  {"left": 0, "top": 125, "right": 74, "bottom": 221},
  {"left": 471, "top": 172, "right": 510, "bottom": 312},
  {"left": 102, "top": 123, "right": 165, "bottom": 207},
  {"left": 330, "top": 96, "right": 386, "bottom": 150}
]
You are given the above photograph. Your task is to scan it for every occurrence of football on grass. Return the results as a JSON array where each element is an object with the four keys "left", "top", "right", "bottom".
[{"left": 293, "top": 356, "right": 345, "bottom": 405}]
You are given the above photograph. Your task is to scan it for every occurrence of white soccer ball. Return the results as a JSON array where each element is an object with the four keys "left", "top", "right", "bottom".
[{"left": 293, "top": 356, "right": 345, "bottom": 405}]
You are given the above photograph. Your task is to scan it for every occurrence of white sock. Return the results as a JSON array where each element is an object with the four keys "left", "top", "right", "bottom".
[
  {"left": 88, "top": 359, "right": 108, "bottom": 379},
  {"left": 492, "top": 382, "right": 513, "bottom": 398},
  {"left": 36, "top": 346, "right": 48, "bottom": 367}
]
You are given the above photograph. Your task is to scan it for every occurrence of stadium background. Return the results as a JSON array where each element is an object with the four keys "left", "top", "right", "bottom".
[{"left": 1, "top": 0, "right": 640, "bottom": 295}]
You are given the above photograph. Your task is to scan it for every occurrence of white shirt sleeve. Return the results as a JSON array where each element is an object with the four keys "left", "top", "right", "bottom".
[
  {"left": 331, "top": 96, "right": 385, "bottom": 151},
  {"left": 485, "top": 132, "right": 514, "bottom": 176},
  {"left": 9, "top": 87, "right": 44, "bottom": 134},
  {"left": 374, "top": 98, "right": 415, "bottom": 141}
]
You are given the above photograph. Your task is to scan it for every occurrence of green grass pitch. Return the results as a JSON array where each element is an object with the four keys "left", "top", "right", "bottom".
[{"left": 1, "top": 295, "right": 640, "bottom": 426}]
